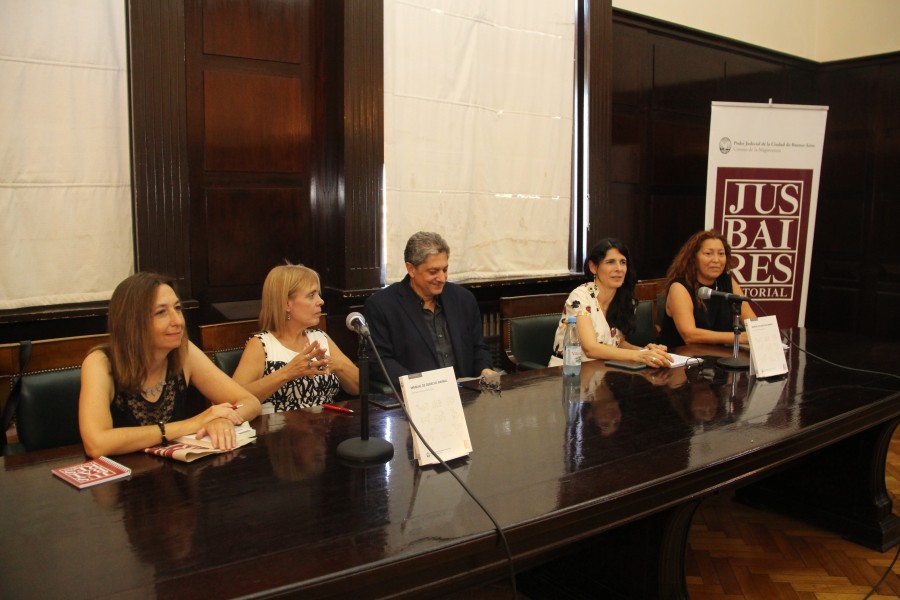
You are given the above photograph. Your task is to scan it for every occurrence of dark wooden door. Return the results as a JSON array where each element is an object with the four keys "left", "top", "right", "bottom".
[{"left": 185, "top": 0, "right": 319, "bottom": 304}]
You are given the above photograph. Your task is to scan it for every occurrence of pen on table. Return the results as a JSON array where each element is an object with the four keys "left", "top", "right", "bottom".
[{"left": 322, "top": 404, "right": 354, "bottom": 414}]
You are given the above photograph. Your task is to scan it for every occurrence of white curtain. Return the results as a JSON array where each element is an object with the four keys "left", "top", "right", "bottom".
[
  {"left": 384, "top": 0, "right": 575, "bottom": 283},
  {"left": 0, "top": 0, "right": 133, "bottom": 310}
]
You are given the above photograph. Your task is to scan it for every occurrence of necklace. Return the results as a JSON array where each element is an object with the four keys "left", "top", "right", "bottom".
[{"left": 141, "top": 376, "right": 166, "bottom": 397}]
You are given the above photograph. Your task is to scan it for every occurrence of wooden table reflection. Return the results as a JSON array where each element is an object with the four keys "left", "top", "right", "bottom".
[{"left": 1, "top": 328, "right": 899, "bottom": 599}]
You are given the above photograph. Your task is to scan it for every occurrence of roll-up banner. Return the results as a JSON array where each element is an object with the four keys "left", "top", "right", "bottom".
[{"left": 706, "top": 101, "right": 828, "bottom": 328}]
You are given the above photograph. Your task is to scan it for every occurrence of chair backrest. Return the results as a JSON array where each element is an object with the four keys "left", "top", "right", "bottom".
[
  {"left": 634, "top": 278, "right": 669, "bottom": 342},
  {"left": 499, "top": 293, "right": 567, "bottom": 371},
  {"left": 16, "top": 367, "right": 83, "bottom": 452},
  {"left": 198, "top": 319, "right": 260, "bottom": 356},
  {"left": 213, "top": 349, "right": 244, "bottom": 377},
  {"left": 508, "top": 314, "right": 563, "bottom": 370},
  {"left": 629, "top": 299, "right": 656, "bottom": 348},
  {"left": 2, "top": 334, "right": 107, "bottom": 454}
]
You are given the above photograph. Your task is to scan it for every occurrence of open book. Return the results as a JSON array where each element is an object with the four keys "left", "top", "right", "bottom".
[
  {"left": 144, "top": 422, "right": 257, "bottom": 463},
  {"left": 399, "top": 367, "right": 472, "bottom": 467}
]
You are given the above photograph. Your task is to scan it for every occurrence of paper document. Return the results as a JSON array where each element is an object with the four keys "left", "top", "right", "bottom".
[
  {"left": 745, "top": 316, "right": 789, "bottom": 378},
  {"left": 400, "top": 367, "right": 472, "bottom": 466}
]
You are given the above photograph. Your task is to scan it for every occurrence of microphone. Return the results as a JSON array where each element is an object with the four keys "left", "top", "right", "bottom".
[
  {"left": 345, "top": 312, "right": 370, "bottom": 336},
  {"left": 336, "top": 311, "right": 393, "bottom": 465},
  {"left": 698, "top": 286, "right": 749, "bottom": 303}
]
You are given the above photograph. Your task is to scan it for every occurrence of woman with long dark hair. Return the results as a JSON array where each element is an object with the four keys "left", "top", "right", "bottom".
[
  {"left": 659, "top": 229, "right": 756, "bottom": 348},
  {"left": 549, "top": 238, "right": 671, "bottom": 368}
]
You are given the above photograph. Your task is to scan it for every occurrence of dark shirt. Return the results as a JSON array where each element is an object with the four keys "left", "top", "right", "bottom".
[
  {"left": 421, "top": 297, "right": 456, "bottom": 370},
  {"left": 110, "top": 369, "right": 191, "bottom": 428},
  {"left": 659, "top": 273, "right": 736, "bottom": 348}
]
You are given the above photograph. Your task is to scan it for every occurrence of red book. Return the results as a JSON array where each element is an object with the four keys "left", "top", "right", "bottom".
[{"left": 51, "top": 456, "right": 132, "bottom": 489}]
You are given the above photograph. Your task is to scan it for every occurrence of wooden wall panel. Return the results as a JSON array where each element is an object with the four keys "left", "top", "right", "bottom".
[
  {"left": 649, "top": 117, "right": 710, "bottom": 188},
  {"left": 808, "top": 55, "right": 900, "bottom": 336},
  {"left": 127, "top": 0, "right": 192, "bottom": 291},
  {"left": 202, "top": 0, "right": 308, "bottom": 62},
  {"left": 645, "top": 192, "right": 705, "bottom": 274},
  {"left": 611, "top": 24, "right": 649, "bottom": 109},
  {"left": 874, "top": 291, "right": 900, "bottom": 340},
  {"left": 817, "top": 67, "right": 875, "bottom": 131},
  {"left": 787, "top": 69, "right": 817, "bottom": 105},
  {"left": 804, "top": 285, "right": 860, "bottom": 332},
  {"left": 584, "top": 0, "right": 613, "bottom": 246},
  {"left": 339, "top": 0, "right": 384, "bottom": 291},
  {"left": 805, "top": 133, "right": 869, "bottom": 331},
  {"left": 204, "top": 187, "right": 309, "bottom": 289},
  {"left": 875, "top": 132, "right": 900, "bottom": 258},
  {"left": 203, "top": 70, "right": 307, "bottom": 173},
  {"left": 185, "top": 0, "right": 318, "bottom": 306},
  {"left": 611, "top": 112, "right": 643, "bottom": 184},
  {"left": 652, "top": 38, "right": 724, "bottom": 116},
  {"left": 724, "top": 56, "right": 784, "bottom": 103}
]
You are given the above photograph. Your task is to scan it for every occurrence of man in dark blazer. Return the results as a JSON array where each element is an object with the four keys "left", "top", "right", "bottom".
[{"left": 364, "top": 231, "right": 496, "bottom": 390}]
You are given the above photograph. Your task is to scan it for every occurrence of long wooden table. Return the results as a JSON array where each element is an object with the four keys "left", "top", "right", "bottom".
[{"left": 2, "top": 328, "right": 899, "bottom": 599}]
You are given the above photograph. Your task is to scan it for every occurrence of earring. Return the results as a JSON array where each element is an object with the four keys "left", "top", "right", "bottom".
[{"left": 286, "top": 312, "right": 291, "bottom": 321}]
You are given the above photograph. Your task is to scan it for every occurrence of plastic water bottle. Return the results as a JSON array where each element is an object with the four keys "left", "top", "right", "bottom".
[
  {"left": 562, "top": 316, "right": 582, "bottom": 377},
  {"left": 562, "top": 375, "right": 581, "bottom": 422}
]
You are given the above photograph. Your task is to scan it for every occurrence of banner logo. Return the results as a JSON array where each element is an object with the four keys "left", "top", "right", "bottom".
[
  {"left": 718, "top": 137, "right": 732, "bottom": 154},
  {"left": 713, "top": 167, "right": 813, "bottom": 324},
  {"left": 706, "top": 102, "right": 827, "bottom": 327}
]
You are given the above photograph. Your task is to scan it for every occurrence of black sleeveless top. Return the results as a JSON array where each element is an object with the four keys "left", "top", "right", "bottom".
[
  {"left": 659, "top": 273, "right": 735, "bottom": 348},
  {"left": 110, "top": 369, "right": 191, "bottom": 428}
]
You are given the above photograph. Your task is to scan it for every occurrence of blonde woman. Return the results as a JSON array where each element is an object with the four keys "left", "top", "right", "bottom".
[{"left": 233, "top": 264, "right": 359, "bottom": 413}]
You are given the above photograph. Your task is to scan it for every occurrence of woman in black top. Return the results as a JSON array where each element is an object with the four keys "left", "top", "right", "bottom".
[
  {"left": 79, "top": 272, "right": 260, "bottom": 458},
  {"left": 659, "top": 230, "right": 756, "bottom": 348}
]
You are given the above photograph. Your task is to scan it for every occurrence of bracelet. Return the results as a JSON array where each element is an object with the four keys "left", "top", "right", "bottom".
[{"left": 157, "top": 421, "right": 168, "bottom": 447}]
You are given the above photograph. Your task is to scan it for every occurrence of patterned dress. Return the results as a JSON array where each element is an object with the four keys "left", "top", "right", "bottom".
[
  {"left": 548, "top": 281, "right": 623, "bottom": 366},
  {"left": 255, "top": 329, "right": 341, "bottom": 413}
]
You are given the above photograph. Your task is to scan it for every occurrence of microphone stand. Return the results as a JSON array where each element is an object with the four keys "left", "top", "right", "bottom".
[
  {"left": 717, "top": 299, "right": 749, "bottom": 370},
  {"left": 336, "top": 332, "right": 394, "bottom": 465}
]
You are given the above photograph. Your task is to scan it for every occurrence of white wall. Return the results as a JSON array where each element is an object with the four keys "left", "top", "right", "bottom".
[
  {"left": 816, "top": 0, "right": 900, "bottom": 61},
  {"left": 612, "top": 0, "right": 900, "bottom": 62}
]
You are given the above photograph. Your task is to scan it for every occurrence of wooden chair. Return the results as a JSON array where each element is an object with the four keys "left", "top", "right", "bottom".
[{"left": 499, "top": 294, "right": 568, "bottom": 371}]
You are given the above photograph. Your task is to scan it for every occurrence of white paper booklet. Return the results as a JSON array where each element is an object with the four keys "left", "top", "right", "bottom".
[
  {"left": 668, "top": 353, "right": 691, "bottom": 368},
  {"left": 399, "top": 366, "right": 473, "bottom": 466},
  {"left": 745, "top": 315, "right": 788, "bottom": 379}
]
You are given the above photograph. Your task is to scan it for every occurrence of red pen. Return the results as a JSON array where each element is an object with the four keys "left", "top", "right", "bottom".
[{"left": 322, "top": 404, "right": 354, "bottom": 414}]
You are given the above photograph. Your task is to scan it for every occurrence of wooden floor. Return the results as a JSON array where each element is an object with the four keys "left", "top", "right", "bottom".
[
  {"left": 684, "top": 426, "right": 900, "bottom": 600},
  {"left": 451, "top": 426, "right": 900, "bottom": 600}
]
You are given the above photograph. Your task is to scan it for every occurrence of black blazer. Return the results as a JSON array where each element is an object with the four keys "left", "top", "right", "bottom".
[{"left": 364, "top": 276, "right": 493, "bottom": 390}]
